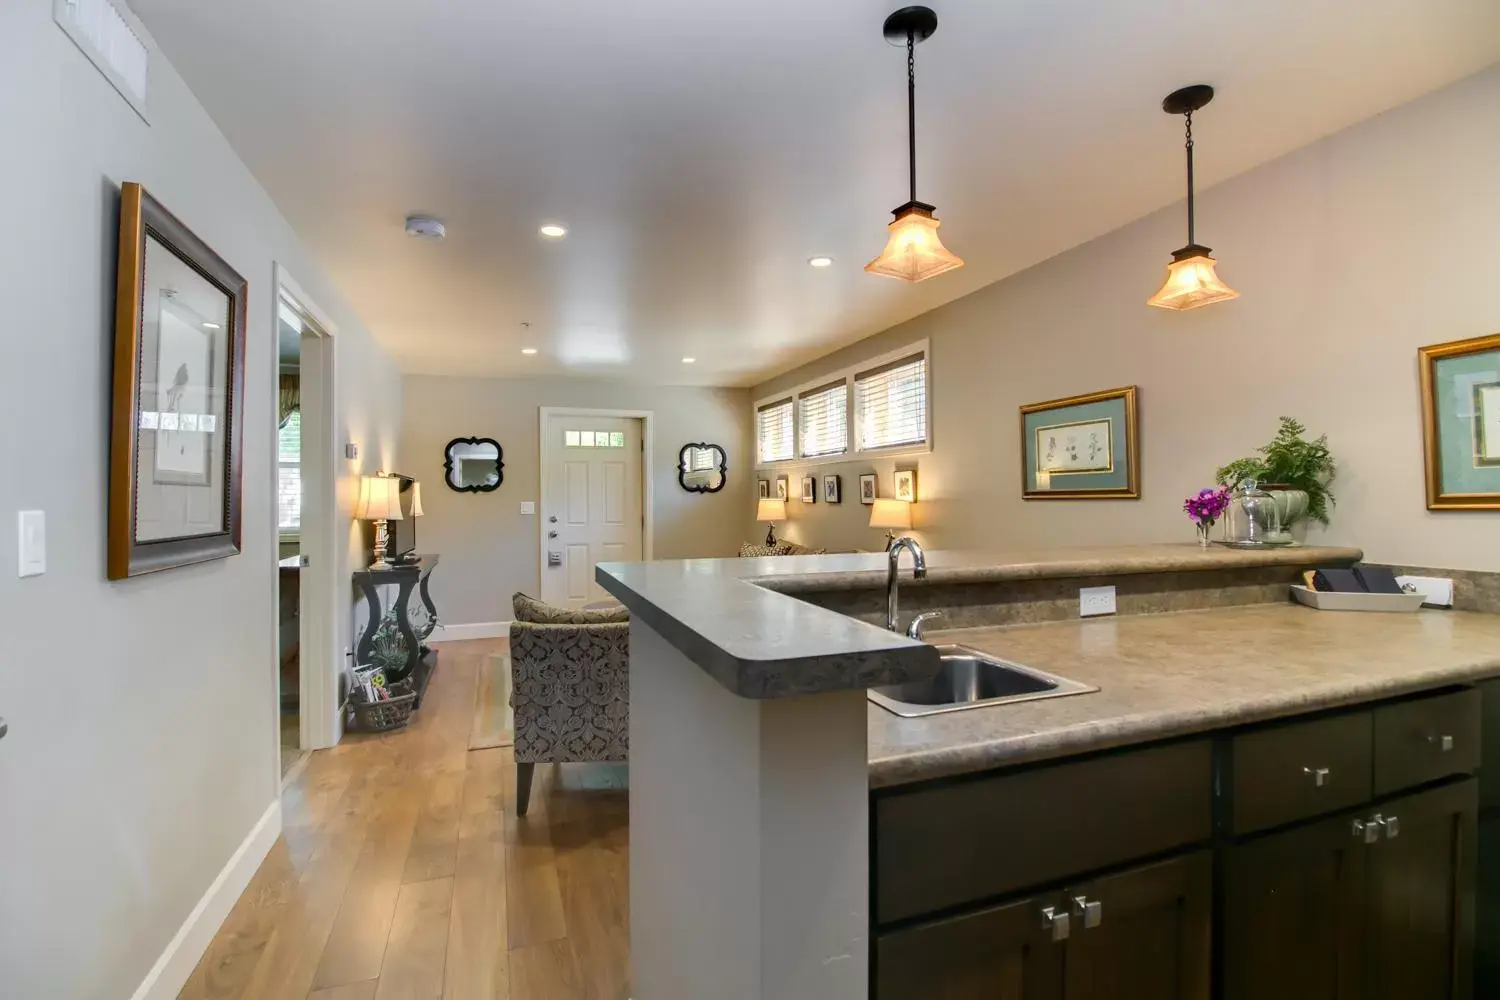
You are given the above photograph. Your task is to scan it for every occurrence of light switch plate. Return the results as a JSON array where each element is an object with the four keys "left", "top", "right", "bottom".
[
  {"left": 520, "top": 501, "right": 536, "bottom": 515},
  {"left": 344, "top": 442, "right": 359, "bottom": 460},
  {"left": 1079, "top": 585, "right": 1116, "bottom": 617},
  {"left": 18, "top": 510, "right": 45, "bottom": 577}
]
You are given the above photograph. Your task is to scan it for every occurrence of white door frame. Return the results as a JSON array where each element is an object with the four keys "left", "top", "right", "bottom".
[
  {"left": 537, "top": 407, "right": 654, "bottom": 595},
  {"left": 272, "top": 264, "right": 341, "bottom": 770}
]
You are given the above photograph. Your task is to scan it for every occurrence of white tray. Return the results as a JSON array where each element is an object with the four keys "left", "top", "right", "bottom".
[{"left": 1290, "top": 585, "right": 1426, "bottom": 612}]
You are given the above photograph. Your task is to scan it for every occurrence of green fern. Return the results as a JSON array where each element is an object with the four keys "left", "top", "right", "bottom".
[{"left": 1214, "top": 416, "right": 1337, "bottom": 527}]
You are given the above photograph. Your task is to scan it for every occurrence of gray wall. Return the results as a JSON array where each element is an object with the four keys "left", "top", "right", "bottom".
[
  {"left": 752, "top": 66, "right": 1500, "bottom": 570},
  {"left": 0, "top": 7, "right": 401, "bottom": 998},
  {"left": 402, "top": 375, "right": 754, "bottom": 625}
]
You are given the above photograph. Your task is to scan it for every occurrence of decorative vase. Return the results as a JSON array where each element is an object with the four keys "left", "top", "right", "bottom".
[
  {"left": 1195, "top": 520, "right": 1213, "bottom": 548},
  {"left": 1260, "top": 484, "right": 1309, "bottom": 538}
]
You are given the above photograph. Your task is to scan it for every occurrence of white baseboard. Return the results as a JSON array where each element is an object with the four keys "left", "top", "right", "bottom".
[
  {"left": 129, "top": 799, "right": 282, "bottom": 1000},
  {"left": 430, "top": 620, "right": 512, "bottom": 642}
]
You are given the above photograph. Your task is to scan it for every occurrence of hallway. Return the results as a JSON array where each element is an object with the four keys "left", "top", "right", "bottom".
[{"left": 178, "top": 639, "right": 630, "bottom": 1000}]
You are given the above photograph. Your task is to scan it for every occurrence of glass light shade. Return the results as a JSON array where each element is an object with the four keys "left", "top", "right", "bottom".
[
  {"left": 756, "top": 498, "right": 787, "bottom": 523},
  {"left": 1147, "top": 249, "right": 1239, "bottom": 311},
  {"left": 354, "top": 475, "right": 403, "bottom": 521},
  {"left": 408, "top": 481, "right": 424, "bottom": 517},
  {"left": 868, "top": 498, "right": 912, "bottom": 531},
  {"left": 865, "top": 205, "right": 964, "bottom": 282}
]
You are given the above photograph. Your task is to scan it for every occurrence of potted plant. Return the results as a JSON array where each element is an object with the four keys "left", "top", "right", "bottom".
[{"left": 1215, "top": 416, "right": 1336, "bottom": 532}]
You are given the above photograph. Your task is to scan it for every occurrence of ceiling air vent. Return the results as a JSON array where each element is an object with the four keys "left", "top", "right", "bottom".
[{"left": 54, "top": 0, "right": 150, "bottom": 121}]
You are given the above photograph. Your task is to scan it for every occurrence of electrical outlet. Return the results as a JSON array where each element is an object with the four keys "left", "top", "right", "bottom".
[{"left": 1079, "top": 585, "right": 1117, "bottom": 617}]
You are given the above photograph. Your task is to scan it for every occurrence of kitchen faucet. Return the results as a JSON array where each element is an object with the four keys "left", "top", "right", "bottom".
[{"left": 886, "top": 536, "right": 927, "bottom": 633}]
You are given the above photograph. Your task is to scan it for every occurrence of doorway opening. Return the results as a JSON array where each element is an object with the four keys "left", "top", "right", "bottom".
[{"left": 538, "top": 407, "right": 653, "bottom": 609}]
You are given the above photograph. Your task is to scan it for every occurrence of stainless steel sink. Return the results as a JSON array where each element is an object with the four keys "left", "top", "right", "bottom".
[{"left": 868, "top": 644, "right": 1097, "bottom": 718}]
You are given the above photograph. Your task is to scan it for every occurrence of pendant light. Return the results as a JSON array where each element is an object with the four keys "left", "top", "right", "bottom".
[
  {"left": 1147, "top": 85, "right": 1239, "bottom": 311},
  {"left": 865, "top": 6, "right": 964, "bottom": 282}
]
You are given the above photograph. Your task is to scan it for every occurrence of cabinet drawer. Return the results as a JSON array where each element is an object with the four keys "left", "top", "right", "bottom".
[
  {"left": 1233, "top": 711, "right": 1372, "bottom": 834},
  {"left": 1373, "top": 689, "right": 1480, "bottom": 796},
  {"left": 875, "top": 740, "right": 1211, "bottom": 923}
]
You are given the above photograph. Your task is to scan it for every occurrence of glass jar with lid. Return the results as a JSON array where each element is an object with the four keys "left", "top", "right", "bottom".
[{"left": 1222, "top": 478, "right": 1286, "bottom": 546}]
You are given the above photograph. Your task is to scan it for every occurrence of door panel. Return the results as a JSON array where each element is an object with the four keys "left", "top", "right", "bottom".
[
  {"left": 543, "top": 414, "right": 644, "bottom": 607},
  {"left": 565, "top": 543, "right": 590, "bottom": 601},
  {"left": 565, "top": 461, "right": 589, "bottom": 524},
  {"left": 603, "top": 461, "right": 625, "bottom": 524},
  {"left": 877, "top": 893, "right": 1064, "bottom": 1000}
]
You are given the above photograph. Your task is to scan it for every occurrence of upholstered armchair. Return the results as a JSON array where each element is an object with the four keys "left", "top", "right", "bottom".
[{"left": 508, "top": 593, "right": 629, "bottom": 815}]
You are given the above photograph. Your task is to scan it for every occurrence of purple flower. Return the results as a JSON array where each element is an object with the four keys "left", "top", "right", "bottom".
[{"left": 1183, "top": 487, "right": 1230, "bottom": 524}]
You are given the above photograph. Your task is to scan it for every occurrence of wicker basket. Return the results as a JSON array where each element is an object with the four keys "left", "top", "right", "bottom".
[{"left": 348, "top": 680, "right": 417, "bottom": 732}]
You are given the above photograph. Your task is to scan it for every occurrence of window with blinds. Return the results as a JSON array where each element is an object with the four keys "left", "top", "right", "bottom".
[
  {"left": 798, "top": 381, "right": 849, "bottom": 458},
  {"left": 757, "top": 398, "right": 794, "bottom": 463},
  {"left": 856, "top": 354, "right": 928, "bottom": 451},
  {"left": 278, "top": 411, "right": 301, "bottom": 531}
]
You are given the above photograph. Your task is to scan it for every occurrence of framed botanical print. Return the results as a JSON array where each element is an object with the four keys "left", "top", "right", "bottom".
[
  {"left": 108, "top": 183, "right": 247, "bottom": 578},
  {"left": 800, "top": 475, "right": 817, "bottom": 503},
  {"left": 1420, "top": 332, "right": 1500, "bottom": 509},
  {"left": 775, "top": 475, "right": 789, "bottom": 501},
  {"left": 823, "top": 474, "right": 842, "bottom": 504},
  {"left": 1021, "top": 386, "right": 1139, "bottom": 500},
  {"left": 894, "top": 469, "right": 918, "bottom": 502},
  {"left": 859, "top": 473, "right": 878, "bottom": 504},
  {"left": 758, "top": 478, "right": 771, "bottom": 499}
]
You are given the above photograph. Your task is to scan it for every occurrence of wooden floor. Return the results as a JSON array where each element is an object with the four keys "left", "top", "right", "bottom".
[{"left": 180, "top": 638, "right": 630, "bottom": 1000}]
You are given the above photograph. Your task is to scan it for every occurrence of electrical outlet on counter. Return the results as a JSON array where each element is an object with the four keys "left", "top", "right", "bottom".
[{"left": 1079, "top": 585, "right": 1117, "bottom": 617}]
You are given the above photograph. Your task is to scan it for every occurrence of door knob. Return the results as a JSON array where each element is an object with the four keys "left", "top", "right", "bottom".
[
  {"left": 1072, "top": 895, "right": 1103, "bottom": 929},
  {"left": 1040, "top": 906, "right": 1071, "bottom": 941},
  {"left": 0, "top": 716, "right": 7, "bottom": 740},
  {"left": 547, "top": 531, "right": 558, "bottom": 539},
  {"left": 548, "top": 515, "right": 558, "bottom": 523}
]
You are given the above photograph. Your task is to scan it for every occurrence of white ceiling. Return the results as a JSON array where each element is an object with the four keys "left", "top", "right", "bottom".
[{"left": 131, "top": 0, "right": 1499, "bottom": 387}]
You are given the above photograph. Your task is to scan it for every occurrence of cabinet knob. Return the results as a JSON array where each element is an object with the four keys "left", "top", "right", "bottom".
[
  {"left": 1381, "top": 814, "right": 1400, "bottom": 839},
  {"left": 1303, "top": 766, "right": 1331, "bottom": 787},
  {"left": 1040, "top": 906, "right": 1071, "bottom": 942},
  {"left": 1072, "top": 895, "right": 1103, "bottom": 929},
  {"left": 1428, "top": 734, "right": 1455, "bottom": 752},
  {"left": 1362, "top": 813, "right": 1385, "bottom": 844}
]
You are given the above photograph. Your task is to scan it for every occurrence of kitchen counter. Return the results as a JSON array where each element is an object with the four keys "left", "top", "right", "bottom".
[{"left": 870, "top": 603, "right": 1500, "bottom": 787}]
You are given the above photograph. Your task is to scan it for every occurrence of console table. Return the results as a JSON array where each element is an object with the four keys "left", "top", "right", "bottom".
[{"left": 354, "top": 554, "right": 440, "bottom": 707}]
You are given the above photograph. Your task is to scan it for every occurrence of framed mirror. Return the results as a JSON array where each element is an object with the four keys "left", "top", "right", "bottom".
[
  {"left": 444, "top": 437, "right": 503, "bottom": 492},
  {"left": 678, "top": 443, "right": 727, "bottom": 493}
]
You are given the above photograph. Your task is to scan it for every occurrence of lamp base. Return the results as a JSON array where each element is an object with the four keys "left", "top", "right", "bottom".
[
  {"left": 765, "top": 525, "right": 779, "bottom": 547},
  {"left": 371, "top": 519, "right": 391, "bottom": 569}
]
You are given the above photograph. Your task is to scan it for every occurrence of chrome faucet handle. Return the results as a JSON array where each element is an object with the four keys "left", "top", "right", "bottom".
[{"left": 906, "top": 611, "right": 946, "bottom": 640}]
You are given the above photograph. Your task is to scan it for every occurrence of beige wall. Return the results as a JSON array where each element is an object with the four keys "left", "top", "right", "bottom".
[
  {"left": 402, "top": 375, "right": 754, "bottom": 625},
  {"left": 752, "top": 66, "right": 1500, "bottom": 571},
  {"left": 0, "top": 7, "right": 401, "bottom": 998}
]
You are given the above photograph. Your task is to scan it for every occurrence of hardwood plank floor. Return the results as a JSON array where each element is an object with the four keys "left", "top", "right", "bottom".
[{"left": 179, "top": 638, "right": 630, "bottom": 1000}]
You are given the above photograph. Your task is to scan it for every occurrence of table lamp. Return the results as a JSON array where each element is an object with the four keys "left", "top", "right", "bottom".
[
  {"left": 757, "top": 498, "right": 787, "bottom": 546},
  {"left": 409, "top": 481, "right": 424, "bottom": 518},
  {"left": 868, "top": 497, "right": 912, "bottom": 549},
  {"left": 354, "top": 474, "right": 403, "bottom": 568}
]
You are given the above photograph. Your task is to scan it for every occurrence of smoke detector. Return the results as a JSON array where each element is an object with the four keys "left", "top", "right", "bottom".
[{"left": 404, "top": 215, "right": 446, "bottom": 241}]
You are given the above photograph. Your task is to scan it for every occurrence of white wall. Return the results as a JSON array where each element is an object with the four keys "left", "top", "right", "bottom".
[
  {"left": 0, "top": 7, "right": 401, "bottom": 999},
  {"left": 752, "top": 66, "right": 1500, "bottom": 570},
  {"left": 402, "top": 375, "right": 753, "bottom": 626}
]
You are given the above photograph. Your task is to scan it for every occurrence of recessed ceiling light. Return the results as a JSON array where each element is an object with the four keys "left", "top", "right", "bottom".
[
  {"left": 405, "top": 215, "right": 447, "bottom": 241},
  {"left": 808, "top": 256, "right": 834, "bottom": 268},
  {"left": 521, "top": 347, "right": 538, "bottom": 355},
  {"left": 681, "top": 357, "right": 696, "bottom": 364},
  {"left": 201, "top": 322, "right": 222, "bottom": 330},
  {"left": 539, "top": 224, "right": 567, "bottom": 239}
]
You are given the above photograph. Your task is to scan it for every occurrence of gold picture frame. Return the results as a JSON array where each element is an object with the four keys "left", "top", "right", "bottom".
[
  {"left": 1020, "top": 386, "right": 1139, "bottom": 500},
  {"left": 1419, "top": 332, "right": 1500, "bottom": 510}
]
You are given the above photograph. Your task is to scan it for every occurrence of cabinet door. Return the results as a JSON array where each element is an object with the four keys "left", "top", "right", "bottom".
[
  {"left": 1224, "top": 811, "right": 1367, "bottom": 1000},
  {"left": 1062, "top": 852, "right": 1211, "bottom": 1000},
  {"left": 877, "top": 893, "right": 1064, "bottom": 1000},
  {"left": 1362, "top": 779, "right": 1477, "bottom": 1000}
]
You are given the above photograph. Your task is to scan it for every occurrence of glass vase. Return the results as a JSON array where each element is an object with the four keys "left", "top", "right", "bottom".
[{"left": 1194, "top": 520, "right": 1213, "bottom": 548}]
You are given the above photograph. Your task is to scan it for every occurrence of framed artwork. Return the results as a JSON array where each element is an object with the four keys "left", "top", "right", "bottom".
[
  {"left": 775, "top": 475, "right": 789, "bottom": 501},
  {"left": 758, "top": 478, "right": 771, "bottom": 499},
  {"left": 1020, "top": 386, "right": 1139, "bottom": 500},
  {"left": 800, "top": 475, "right": 817, "bottom": 503},
  {"left": 108, "top": 183, "right": 246, "bottom": 579},
  {"left": 860, "top": 473, "right": 878, "bottom": 505},
  {"left": 823, "top": 474, "right": 842, "bottom": 504},
  {"left": 1419, "top": 332, "right": 1500, "bottom": 509},
  {"left": 894, "top": 469, "right": 918, "bottom": 502}
]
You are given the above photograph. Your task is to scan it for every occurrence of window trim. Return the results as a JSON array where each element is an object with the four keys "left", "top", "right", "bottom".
[{"left": 753, "top": 339, "right": 931, "bottom": 471}]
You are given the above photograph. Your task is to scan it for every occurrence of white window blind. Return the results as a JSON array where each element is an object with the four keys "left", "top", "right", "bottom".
[
  {"left": 798, "top": 381, "right": 848, "bottom": 458},
  {"left": 856, "top": 354, "right": 928, "bottom": 451},
  {"left": 278, "top": 411, "right": 301, "bottom": 531},
  {"left": 757, "top": 399, "right": 794, "bottom": 464}
]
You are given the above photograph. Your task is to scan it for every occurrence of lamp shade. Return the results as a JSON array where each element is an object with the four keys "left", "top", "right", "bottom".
[
  {"left": 757, "top": 498, "right": 788, "bottom": 523},
  {"left": 354, "top": 475, "right": 403, "bottom": 521},
  {"left": 865, "top": 204, "right": 964, "bottom": 282},
  {"left": 1146, "top": 247, "right": 1239, "bottom": 311},
  {"left": 408, "top": 481, "right": 424, "bottom": 517},
  {"left": 868, "top": 498, "right": 912, "bottom": 531}
]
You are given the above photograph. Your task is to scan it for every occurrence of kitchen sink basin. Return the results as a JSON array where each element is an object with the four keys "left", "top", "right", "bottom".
[{"left": 868, "top": 644, "right": 1098, "bottom": 718}]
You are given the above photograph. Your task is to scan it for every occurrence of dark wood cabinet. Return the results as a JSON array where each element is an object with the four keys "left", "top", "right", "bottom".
[{"left": 876, "top": 892, "right": 1063, "bottom": 1000}]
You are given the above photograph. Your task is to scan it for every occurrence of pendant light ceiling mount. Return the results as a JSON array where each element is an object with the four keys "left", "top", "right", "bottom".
[
  {"left": 1161, "top": 83, "right": 1214, "bottom": 117},
  {"left": 865, "top": 5, "right": 964, "bottom": 283}
]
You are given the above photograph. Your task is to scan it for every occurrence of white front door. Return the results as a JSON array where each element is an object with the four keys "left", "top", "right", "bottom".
[{"left": 541, "top": 414, "right": 644, "bottom": 608}]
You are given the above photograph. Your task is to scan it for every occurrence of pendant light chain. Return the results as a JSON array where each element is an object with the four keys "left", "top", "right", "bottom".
[
  {"left": 907, "top": 31, "right": 917, "bottom": 205},
  {"left": 1184, "top": 109, "right": 1196, "bottom": 247}
]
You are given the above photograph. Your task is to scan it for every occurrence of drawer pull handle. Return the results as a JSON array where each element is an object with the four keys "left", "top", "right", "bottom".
[
  {"left": 1428, "top": 734, "right": 1455, "bottom": 752},
  {"left": 1382, "top": 814, "right": 1400, "bottom": 839},
  {"left": 1041, "top": 906, "right": 1071, "bottom": 941},
  {"left": 1072, "top": 895, "right": 1103, "bottom": 930},
  {"left": 1303, "top": 766, "right": 1331, "bottom": 787},
  {"left": 1360, "top": 813, "right": 1385, "bottom": 844}
]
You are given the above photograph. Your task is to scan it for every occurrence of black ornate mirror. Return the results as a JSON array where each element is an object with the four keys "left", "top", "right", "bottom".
[
  {"left": 444, "top": 437, "right": 503, "bottom": 492},
  {"left": 678, "top": 443, "right": 727, "bottom": 493}
]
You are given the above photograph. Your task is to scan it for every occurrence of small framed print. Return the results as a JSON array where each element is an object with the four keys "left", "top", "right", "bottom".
[
  {"left": 823, "top": 474, "right": 842, "bottom": 504},
  {"left": 758, "top": 479, "right": 771, "bottom": 499},
  {"left": 800, "top": 475, "right": 817, "bottom": 503},
  {"left": 1021, "top": 386, "right": 1140, "bottom": 500},
  {"left": 894, "top": 469, "right": 917, "bottom": 502},
  {"left": 775, "top": 475, "right": 789, "bottom": 501},
  {"left": 1419, "top": 332, "right": 1500, "bottom": 509},
  {"left": 859, "top": 473, "right": 878, "bottom": 505}
]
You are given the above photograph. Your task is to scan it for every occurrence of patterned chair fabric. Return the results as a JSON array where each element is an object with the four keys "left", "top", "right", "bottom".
[
  {"left": 738, "top": 540, "right": 829, "bottom": 557},
  {"left": 512, "top": 591, "right": 629, "bottom": 625}
]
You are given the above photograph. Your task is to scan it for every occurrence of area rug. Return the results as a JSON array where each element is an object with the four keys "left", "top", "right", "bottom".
[{"left": 468, "top": 652, "right": 514, "bottom": 750}]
